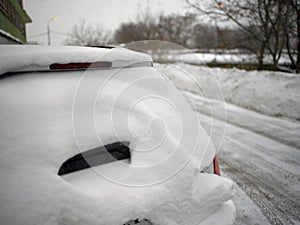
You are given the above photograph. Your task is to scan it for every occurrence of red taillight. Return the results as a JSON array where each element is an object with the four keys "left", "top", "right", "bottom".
[
  {"left": 49, "top": 62, "right": 112, "bottom": 70},
  {"left": 213, "top": 155, "right": 221, "bottom": 176}
]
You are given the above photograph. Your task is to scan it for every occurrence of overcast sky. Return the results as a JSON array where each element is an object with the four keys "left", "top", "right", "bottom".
[{"left": 23, "top": 0, "right": 188, "bottom": 45}]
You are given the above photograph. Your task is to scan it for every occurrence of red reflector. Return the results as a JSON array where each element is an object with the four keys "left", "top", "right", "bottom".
[
  {"left": 213, "top": 155, "right": 221, "bottom": 176},
  {"left": 50, "top": 62, "right": 112, "bottom": 70}
]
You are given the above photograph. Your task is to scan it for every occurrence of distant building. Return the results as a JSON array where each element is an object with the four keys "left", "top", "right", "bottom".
[{"left": 0, "top": 0, "right": 31, "bottom": 44}]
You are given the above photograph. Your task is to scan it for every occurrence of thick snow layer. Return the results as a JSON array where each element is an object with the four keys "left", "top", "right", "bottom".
[
  {"left": 0, "top": 66, "right": 235, "bottom": 225},
  {"left": 155, "top": 63, "right": 300, "bottom": 120},
  {"left": 177, "top": 53, "right": 290, "bottom": 65},
  {"left": 0, "top": 45, "right": 152, "bottom": 75},
  {"left": 153, "top": 51, "right": 291, "bottom": 65}
]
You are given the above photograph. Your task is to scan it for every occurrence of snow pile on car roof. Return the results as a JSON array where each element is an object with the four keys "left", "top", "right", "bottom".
[
  {"left": 0, "top": 45, "right": 152, "bottom": 75},
  {"left": 0, "top": 59, "right": 235, "bottom": 224}
]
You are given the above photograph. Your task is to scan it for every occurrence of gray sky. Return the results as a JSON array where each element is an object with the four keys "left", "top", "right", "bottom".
[{"left": 24, "top": 0, "right": 188, "bottom": 45}]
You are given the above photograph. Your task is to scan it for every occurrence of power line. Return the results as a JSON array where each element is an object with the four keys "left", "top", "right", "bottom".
[
  {"left": 28, "top": 31, "right": 72, "bottom": 39},
  {"left": 27, "top": 32, "right": 47, "bottom": 38},
  {"left": 52, "top": 31, "right": 70, "bottom": 36}
]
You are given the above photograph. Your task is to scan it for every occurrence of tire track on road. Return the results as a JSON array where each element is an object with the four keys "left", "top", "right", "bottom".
[
  {"left": 194, "top": 110, "right": 300, "bottom": 224},
  {"left": 184, "top": 92, "right": 300, "bottom": 150}
]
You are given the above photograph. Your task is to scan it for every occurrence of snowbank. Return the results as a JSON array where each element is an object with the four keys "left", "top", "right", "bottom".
[
  {"left": 155, "top": 63, "right": 300, "bottom": 120},
  {"left": 175, "top": 53, "right": 290, "bottom": 65},
  {"left": 151, "top": 50, "right": 290, "bottom": 65}
]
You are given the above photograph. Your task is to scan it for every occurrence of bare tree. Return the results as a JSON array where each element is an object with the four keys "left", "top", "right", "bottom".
[
  {"left": 65, "top": 20, "right": 111, "bottom": 46},
  {"left": 192, "top": 23, "right": 248, "bottom": 49},
  {"left": 114, "top": 11, "right": 250, "bottom": 51},
  {"left": 286, "top": 0, "right": 300, "bottom": 72},
  {"left": 256, "top": 0, "right": 290, "bottom": 69},
  {"left": 158, "top": 13, "right": 197, "bottom": 47},
  {"left": 114, "top": 12, "right": 197, "bottom": 47},
  {"left": 114, "top": 10, "right": 160, "bottom": 43},
  {"left": 185, "top": 0, "right": 297, "bottom": 71}
]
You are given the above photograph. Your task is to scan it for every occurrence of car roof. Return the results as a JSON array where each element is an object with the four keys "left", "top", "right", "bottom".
[{"left": 0, "top": 45, "right": 153, "bottom": 75}]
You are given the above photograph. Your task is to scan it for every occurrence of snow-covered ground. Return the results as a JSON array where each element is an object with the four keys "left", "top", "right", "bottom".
[
  {"left": 155, "top": 63, "right": 300, "bottom": 225},
  {"left": 166, "top": 52, "right": 291, "bottom": 65},
  {"left": 149, "top": 49, "right": 291, "bottom": 65},
  {"left": 156, "top": 63, "right": 300, "bottom": 120}
]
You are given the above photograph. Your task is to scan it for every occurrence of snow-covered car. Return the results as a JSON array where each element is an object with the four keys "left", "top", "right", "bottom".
[{"left": 0, "top": 45, "right": 235, "bottom": 225}]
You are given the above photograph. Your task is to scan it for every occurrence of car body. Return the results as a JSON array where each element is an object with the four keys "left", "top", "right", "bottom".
[{"left": 0, "top": 45, "right": 235, "bottom": 225}]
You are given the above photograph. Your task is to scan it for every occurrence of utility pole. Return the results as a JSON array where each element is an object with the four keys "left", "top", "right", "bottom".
[
  {"left": 47, "top": 17, "right": 58, "bottom": 45},
  {"left": 47, "top": 24, "right": 51, "bottom": 45}
]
